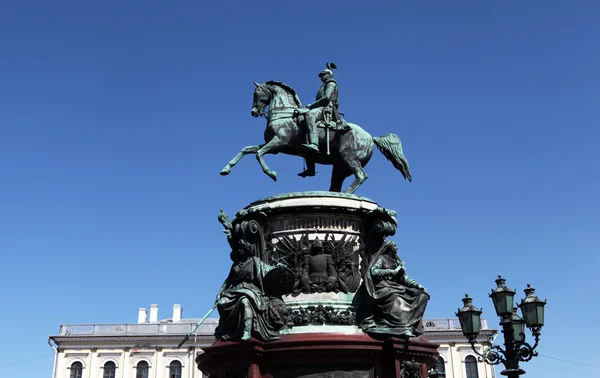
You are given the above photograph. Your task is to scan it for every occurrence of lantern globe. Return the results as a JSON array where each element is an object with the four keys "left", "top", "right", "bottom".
[
  {"left": 518, "top": 284, "right": 546, "bottom": 328},
  {"left": 511, "top": 307, "right": 525, "bottom": 344},
  {"left": 489, "top": 275, "right": 516, "bottom": 317},
  {"left": 456, "top": 294, "right": 482, "bottom": 339}
]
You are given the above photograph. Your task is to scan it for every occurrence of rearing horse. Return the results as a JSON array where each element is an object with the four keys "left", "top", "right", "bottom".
[{"left": 219, "top": 81, "right": 412, "bottom": 194}]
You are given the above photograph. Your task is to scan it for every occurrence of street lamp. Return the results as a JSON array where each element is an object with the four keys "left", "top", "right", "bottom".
[
  {"left": 490, "top": 275, "right": 516, "bottom": 317},
  {"left": 455, "top": 276, "right": 546, "bottom": 378},
  {"left": 456, "top": 293, "right": 482, "bottom": 340}
]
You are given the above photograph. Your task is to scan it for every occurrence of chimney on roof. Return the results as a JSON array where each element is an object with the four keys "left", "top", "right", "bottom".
[
  {"left": 149, "top": 304, "right": 159, "bottom": 322},
  {"left": 137, "top": 308, "right": 147, "bottom": 324},
  {"left": 173, "top": 304, "right": 182, "bottom": 322}
]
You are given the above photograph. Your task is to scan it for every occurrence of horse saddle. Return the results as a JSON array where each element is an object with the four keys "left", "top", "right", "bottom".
[
  {"left": 294, "top": 108, "right": 349, "bottom": 132},
  {"left": 318, "top": 120, "right": 349, "bottom": 131}
]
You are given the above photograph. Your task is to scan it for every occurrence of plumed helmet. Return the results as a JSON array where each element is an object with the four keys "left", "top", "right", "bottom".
[
  {"left": 318, "top": 62, "right": 337, "bottom": 78},
  {"left": 318, "top": 69, "right": 333, "bottom": 78}
]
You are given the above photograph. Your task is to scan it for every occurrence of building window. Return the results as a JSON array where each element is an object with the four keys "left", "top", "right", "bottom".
[
  {"left": 70, "top": 361, "right": 83, "bottom": 378},
  {"left": 436, "top": 357, "right": 446, "bottom": 373},
  {"left": 103, "top": 361, "right": 116, "bottom": 378},
  {"left": 465, "top": 356, "right": 479, "bottom": 378},
  {"left": 136, "top": 361, "right": 149, "bottom": 378},
  {"left": 169, "top": 360, "right": 182, "bottom": 378}
]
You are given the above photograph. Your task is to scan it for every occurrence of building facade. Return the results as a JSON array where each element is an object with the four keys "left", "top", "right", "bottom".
[{"left": 49, "top": 304, "right": 497, "bottom": 378}]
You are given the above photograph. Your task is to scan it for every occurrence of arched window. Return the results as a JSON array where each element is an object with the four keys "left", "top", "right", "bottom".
[
  {"left": 103, "top": 361, "right": 116, "bottom": 378},
  {"left": 136, "top": 361, "right": 149, "bottom": 378},
  {"left": 169, "top": 360, "right": 182, "bottom": 378},
  {"left": 465, "top": 355, "right": 479, "bottom": 378},
  {"left": 436, "top": 356, "right": 446, "bottom": 373},
  {"left": 70, "top": 361, "right": 83, "bottom": 378}
]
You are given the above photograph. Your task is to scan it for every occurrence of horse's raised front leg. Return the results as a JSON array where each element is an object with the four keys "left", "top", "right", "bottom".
[
  {"left": 256, "top": 137, "right": 282, "bottom": 181},
  {"left": 220, "top": 145, "right": 262, "bottom": 176}
]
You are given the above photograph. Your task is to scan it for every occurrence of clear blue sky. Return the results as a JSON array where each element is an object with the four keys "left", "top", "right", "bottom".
[{"left": 1, "top": 1, "right": 598, "bottom": 377}]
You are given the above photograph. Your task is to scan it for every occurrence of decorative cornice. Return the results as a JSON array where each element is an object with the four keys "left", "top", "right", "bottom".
[{"left": 52, "top": 335, "right": 214, "bottom": 344}]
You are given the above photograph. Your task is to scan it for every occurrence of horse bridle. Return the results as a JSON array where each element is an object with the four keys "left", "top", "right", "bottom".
[
  {"left": 253, "top": 84, "right": 271, "bottom": 118},
  {"left": 254, "top": 83, "right": 303, "bottom": 124}
]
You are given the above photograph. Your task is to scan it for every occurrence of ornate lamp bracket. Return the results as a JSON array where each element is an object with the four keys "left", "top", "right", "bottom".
[
  {"left": 516, "top": 328, "right": 541, "bottom": 363},
  {"left": 467, "top": 334, "right": 505, "bottom": 366}
]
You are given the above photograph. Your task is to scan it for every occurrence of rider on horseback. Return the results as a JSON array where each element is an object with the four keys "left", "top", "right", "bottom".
[
  {"left": 221, "top": 70, "right": 412, "bottom": 194},
  {"left": 299, "top": 63, "right": 350, "bottom": 177},
  {"left": 302, "top": 63, "right": 349, "bottom": 153}
]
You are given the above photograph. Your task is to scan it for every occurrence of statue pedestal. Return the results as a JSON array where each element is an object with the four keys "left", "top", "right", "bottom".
[
  {"left": 207, "top": 192, "right": 439, "bottom": 377},
  {"left": 196, "top": 333, "right": 439, "bottom": 378}
]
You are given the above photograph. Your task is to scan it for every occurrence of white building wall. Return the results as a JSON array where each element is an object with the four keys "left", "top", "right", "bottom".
[
  {"left": 56, "top": 349, "right": 211, "bottom": 378},
  {"left": 56, "top": 343, "right": 497, "bottom": 378},
  {"left": 51, "top": 307, "right": 495, "bottom": 378}
]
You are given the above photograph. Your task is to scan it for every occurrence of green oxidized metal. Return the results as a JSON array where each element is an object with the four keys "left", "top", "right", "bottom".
[{"left": 220, "top": 64, "right": 412, "bottom": 194}]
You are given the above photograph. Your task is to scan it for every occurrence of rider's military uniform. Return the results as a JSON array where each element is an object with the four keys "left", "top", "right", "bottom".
[{"left": 301, "top": 66, "right": 349, "bottom": 154}]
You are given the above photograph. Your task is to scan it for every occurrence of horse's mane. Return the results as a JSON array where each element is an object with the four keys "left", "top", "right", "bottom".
[{"left": 265, "top": 81, "right": 302, "bottom": 107}]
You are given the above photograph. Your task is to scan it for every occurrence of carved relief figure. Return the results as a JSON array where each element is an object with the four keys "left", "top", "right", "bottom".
[
  {"left": 214, "top": 240, "right": 289, "bottom": 342},
  {"left": 273, "top": 233, "right": 360, "bottom": 294},
  {"left": 400, "top": 360, "right": 422, "bottom": 378},
  {"left": 300, "top": 238, "right": 348, "bottom": 293},
  {"left": 356, "top": 240, "right": 430, "bottom": 338}
]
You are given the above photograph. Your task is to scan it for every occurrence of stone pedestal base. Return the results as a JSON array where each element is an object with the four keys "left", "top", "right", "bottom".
[{"left": 196, "top": 333, "right": 439, "bottom": 378}]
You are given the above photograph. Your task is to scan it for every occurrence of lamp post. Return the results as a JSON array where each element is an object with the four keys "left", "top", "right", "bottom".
[{"left": 455, "top": 276, "right": 546, "bottom": 378}]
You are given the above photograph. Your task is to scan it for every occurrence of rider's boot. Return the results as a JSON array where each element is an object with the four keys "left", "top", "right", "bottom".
[
  {"left": 298, "top": 160, "right": 316, "bottom": 178},
  {"left": 301, "top": 118, "right": 320, "bottom": 154},
  {"left": 301, "top": 143, "right": 320, "bottom": 154}
]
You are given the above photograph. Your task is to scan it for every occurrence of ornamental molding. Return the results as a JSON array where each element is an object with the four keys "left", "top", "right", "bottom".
[
  {"left": 288, "top": 306, "right": 356, "bottom": 326},
  {"left": 422, "top": 329, "right": 497, "bottom": 342},
  {"left": 52, "top": 335, "right": 214, "bottom": 346},
  {"left": 64, "top": 352, "right": 89, "bottom": 368},
  {"left": 164, "top": 356, "right": 185, "bottom": 367},
  {"left": 163, "top": 350, "right": 188, "bottom": 356},
  {"left": 97, "top": 352, "right": 121, "bottom": 367},
  {"left": 457, "top": 346, "right": 479, "bottom": 362},
  {"left": 130, "top": 354, "right": 153, "bottom": 368}
]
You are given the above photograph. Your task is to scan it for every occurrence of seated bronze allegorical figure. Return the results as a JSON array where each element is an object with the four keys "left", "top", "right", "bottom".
[
  {"left": 214, "top": 240, "right": 290, "bottom": 342},
  {"left": 356, "top": 240, "right": 430, "bottom": 338}
]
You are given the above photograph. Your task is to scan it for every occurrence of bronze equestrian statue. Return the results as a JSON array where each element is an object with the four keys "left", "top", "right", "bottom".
[{"left": 219, "top": 64, "right": 412, "bottom": 194}]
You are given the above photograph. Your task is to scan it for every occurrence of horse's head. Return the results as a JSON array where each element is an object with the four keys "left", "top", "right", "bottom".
[
  {"left": 251, "top": 82, "right": 270, "bottom": 118},
  {"left": 251, "top": 81, "right": 302, "bottom": 118}
]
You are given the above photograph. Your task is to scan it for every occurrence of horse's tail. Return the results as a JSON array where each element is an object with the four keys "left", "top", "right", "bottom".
[{"left": 373, "top": 134, "right": 412, "bottom": 182}]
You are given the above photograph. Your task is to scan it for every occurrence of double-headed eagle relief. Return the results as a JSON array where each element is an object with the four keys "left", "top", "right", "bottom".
[{"left": 272, "top": 232, "right": 362, "bottom": 295}]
